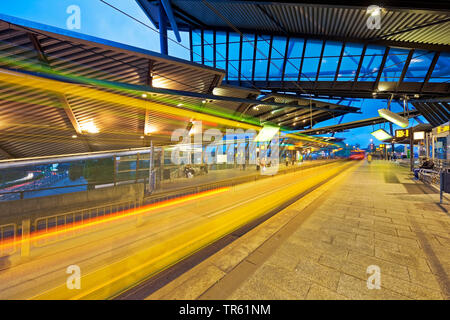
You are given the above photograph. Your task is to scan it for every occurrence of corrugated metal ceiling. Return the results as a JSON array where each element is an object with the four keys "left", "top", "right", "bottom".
[{"left": 169, "top": 0, "right": 450, "bottom": 48}]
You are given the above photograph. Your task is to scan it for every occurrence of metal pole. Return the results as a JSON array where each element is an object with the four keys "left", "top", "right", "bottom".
[
  {"left": 159, "top": 147, "right": 164, "bottom": 188},
  {"left": 135, "top": 153, "right": 140, "bottom": 183},
  {"left": 410, "top": 127, "right": 414, "bottom": 171},
  {"left": 149, "top": 142, "right": 154, "bottom": 193},
  {"left": 404, "top": 98, "right": 408, "bottom": 156},
  {"left": 158, "top": 1, "right": 168, "bottom": 55},
  {"left": 113, "top": 156, "right": 117, "bottom": 186}
]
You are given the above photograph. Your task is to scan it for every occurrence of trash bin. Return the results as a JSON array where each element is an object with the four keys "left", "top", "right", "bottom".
[
  {"left": 163, "top": 169, "right": 171, "bottom": 180},
  {"left": 441, "top": 169, "right": 450, "bottom": 193}
]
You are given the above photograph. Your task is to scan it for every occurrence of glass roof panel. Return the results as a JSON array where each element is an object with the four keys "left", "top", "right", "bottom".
[
  {"left": 318, "top": 41, "right": 342, "bottom": 80},
  {"left": 193, "top": 43, "right": 202, "bottom": 63},
  {"left": 358, "top": 45, "right": 385, "bottom": 81},
  {"left": 216, "top": 31, "right": 226, "bottom": 44},
  {"left": 380, "top": 48, "right": 410, "bottom": 82},
  {"left": 283, "top": 38, "right": 304, "bottom": 81},
  {"left": 254, "top": 35, "right": 271, "bottom": 80},
  {"left": 304, "top": 39, "right": 323, "bottom": 58},
  {"left": 192, "top": 29, "right": 201, "bottom": 46},
  {"left": 203, "top": 30, "right": 214, "bottom": 67},
  {"left": 192, "top": 30, "right": 202, "bottom": 63},
  {"left": 242, "top": 34, "right": 255, "bottom": 60},
  {"left": 429, "top": 52, "right": 450, "bottom": 83},
  {"left": 403, "top": 50, "right": 434, "bottom": 82},
  {"left": 337, "top": 43, "right": 363, "bottom": 81},
  {"left": 191, "top": 29, "right": 443, "bottom": 85},
  {"left": 268, "top": 36, "right": 286, "bottom": 80}
]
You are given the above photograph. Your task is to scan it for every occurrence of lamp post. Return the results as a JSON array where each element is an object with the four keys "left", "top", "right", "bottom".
[{"left": 409, "top": 127, "right": 414, "bottom": 171}]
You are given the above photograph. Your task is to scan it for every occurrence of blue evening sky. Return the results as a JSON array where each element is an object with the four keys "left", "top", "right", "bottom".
[
  {"left": 0, "top": 0, "right": 191, "bottom": 59},
  {"left": 0, "top": 0, "right": 420, "bottom": 147}
]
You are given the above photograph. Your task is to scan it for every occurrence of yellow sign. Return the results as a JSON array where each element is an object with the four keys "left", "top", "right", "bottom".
[
  {"left": 437, "top": 125, "right": 449, "bottom": 134},
  {"left": 395, "top": 129, "right": 409, "bottom": 138}
]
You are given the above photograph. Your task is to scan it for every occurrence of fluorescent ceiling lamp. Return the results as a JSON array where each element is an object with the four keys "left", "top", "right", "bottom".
[
  {"left": 413, "top": 131, "right": 425, "bottom": 140},
  {"left": 254, "top": 126, "right": 279, "bottom": 142},
  {"left": 378, "top": 109, "right": 409, "bottom": 128},
  {"left": 371, "top": 128, "right": 392, "bottom": 141},
  {"left": 80, "top": 121, "right": 99, "bottom": 134}
]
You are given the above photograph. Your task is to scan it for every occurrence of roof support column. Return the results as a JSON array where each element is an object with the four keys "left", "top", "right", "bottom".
[{"left": 158, "top": 1, "right": 168, "bottom": 55}]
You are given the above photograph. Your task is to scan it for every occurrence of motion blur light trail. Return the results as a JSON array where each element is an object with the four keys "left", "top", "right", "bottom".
[
  {"left": 0, "top": 187, "right": 230, "bottom": 251},
  {"left": 27, "top": 161, "right": 356, "bottom": 300},
  {"left": 0, "top": 66, "right": 337, "bottom": 147}
]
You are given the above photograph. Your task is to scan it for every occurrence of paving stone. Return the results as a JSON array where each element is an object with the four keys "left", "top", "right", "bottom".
[
  {"left": 157, "top": 161, "right": 450, "bottom": 300},
  {"left": 337, "top": 274, "right": 409, "bottom": 300},
  {"left": 252, "top": 263, "right": 312, "bottom": 299},
  {"left": 161, "top": 265, "right": 226, "bottom": 300},
  {"left": 346, "top": 251, "right": 410, "bottom": 281},
  {"left": 305, "top": 284, "right": 349, "bottom": 300},
  {"left": 374, "top": 247, "right": 431, "bottom": 273},
  {"left": 294, "top": 257, "right": 342, "bottom": 291},
  {"left": 229, "top": 276, "right": 298, "bottom": 300},
  {"left": 380, "top": 273, "right": 444, "bottom": 300}
]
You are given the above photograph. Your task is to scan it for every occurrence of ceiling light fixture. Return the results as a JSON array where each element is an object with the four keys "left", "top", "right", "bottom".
[
  {"left": 81, "top": 121, "right": 99, "bottom": 134},
  {"left": 378, "top": 109, "right": 409, "bottom": 128},
  {"left": 371, "top": 128, "right": 392, "bottom": 141}
]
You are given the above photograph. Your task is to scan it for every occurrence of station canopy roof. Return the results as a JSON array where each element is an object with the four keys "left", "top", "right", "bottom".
[
  {"left": 138, "top": 0, "right": 450, "bottom": 99},
  {"left": 0, "top": 14, "right": 340, "bottom": 160}
]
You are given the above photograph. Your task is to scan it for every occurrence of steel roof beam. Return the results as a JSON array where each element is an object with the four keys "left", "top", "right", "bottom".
[
  {"left": 316, "top": 40, "right": 326, "bottom": 87},
  {"left": 430, "top": 102, "right": 450, "bottom": 121},
  {"left": 0, "top": 146, "right": 15, "bottom": 159},
  {"left": 57, "top": 95, "right": 93, "bottom": 152},
  {"left": 413, "top": 102, "right": 440, "bottom": 126},
  {"left": 159, "top": 0, "right": 181, "bottom": 42},
  {"left": 352, "top": 44, "right": 367, "bottom": 89},
  {"left": 8, "top": 67, "right": 359, "bottom": 116},
  {"left": 28, "top": 33, "right": 93, "bottom": 152},
  {"left": 333, "top": 42, "right": 346, "bottom": 88},
  {"left": 265, "top": 35, "right": 273, "bottom": 82},
  {"left": 374, "top": 47, "right": 390, "bottom": 91},
  {"left": 396, "top": 49, "right": 414, "bottom": 91},
  {"left": 299, "top": 110, "right": 421, "bottom": 135},
  {"left": 194, "top": 26, "right": 450, "bottom": 52},
  {"left": 281, "top": 36, "right": 290, "bottom": 82},
  {"left": 421, "top": 51, "right": 440, "bottom": 92},
  {"left": 297, "top": 38, "right": 307, "bottom": 82}
]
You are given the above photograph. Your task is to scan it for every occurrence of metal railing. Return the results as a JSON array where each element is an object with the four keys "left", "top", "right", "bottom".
[
  {"left": 0, "top": 176, "right": 150, "bottom": 202},
  {"left": 146, "top": 160, "right": 340, "bottom": 205},
  {"left": 0, "top": 159, "right": 340, "bottom": 255},
  {"left": 33, "top": 199, "right": 143, "bottom": 247},
  {"left": 0, "top": 223, "right": 17, "bottom": 257}
]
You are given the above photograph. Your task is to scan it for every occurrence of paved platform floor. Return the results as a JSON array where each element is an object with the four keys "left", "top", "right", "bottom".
[{"left": 148, "top": 160, "right": 450, "bottom": 300}]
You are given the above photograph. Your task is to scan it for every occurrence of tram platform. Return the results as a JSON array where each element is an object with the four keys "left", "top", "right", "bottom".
[{"left": 147, "top": 160, "right": 450, "bottom": 300}]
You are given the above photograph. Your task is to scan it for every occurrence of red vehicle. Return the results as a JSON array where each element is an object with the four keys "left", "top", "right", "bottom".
[{"left": 349, "top": 150, "right": 365, "bottom": 160}]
